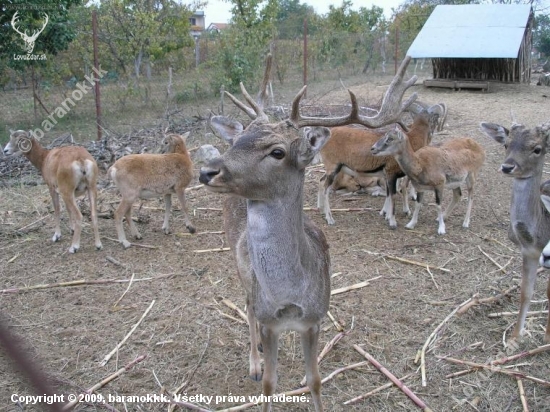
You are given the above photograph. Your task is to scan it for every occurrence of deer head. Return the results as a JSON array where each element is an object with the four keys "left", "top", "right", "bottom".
[{"left": 11, "top": 11, "right": 49, "bottom": 54}]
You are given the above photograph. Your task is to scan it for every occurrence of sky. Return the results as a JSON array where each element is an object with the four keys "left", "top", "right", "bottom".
[{"left": 203, "top": 0, "right": 405, "bottom": 26}]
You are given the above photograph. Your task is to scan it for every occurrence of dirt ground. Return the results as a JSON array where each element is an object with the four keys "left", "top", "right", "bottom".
[{"left": 1, "top": 71, "right": 550, "bottom": 412}]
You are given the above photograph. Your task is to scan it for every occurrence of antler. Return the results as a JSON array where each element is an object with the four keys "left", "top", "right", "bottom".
[
  {"left": 11, "top": 11, "right": 26, "bottom": 37},
  {"left": 224, "top": 54, "right": 272, "bottom": 122},
  {"left": 291, "top": 56, "right": 418, "bottom": 129}
]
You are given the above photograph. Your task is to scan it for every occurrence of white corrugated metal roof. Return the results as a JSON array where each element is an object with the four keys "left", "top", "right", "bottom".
[{"left": 407, "top": 4, "right": 532, "bottom": 59}]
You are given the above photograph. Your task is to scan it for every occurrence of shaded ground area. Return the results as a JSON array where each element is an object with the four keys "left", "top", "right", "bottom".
[{"left": 1, "top": 74, "right": 550, "bottom": 412}]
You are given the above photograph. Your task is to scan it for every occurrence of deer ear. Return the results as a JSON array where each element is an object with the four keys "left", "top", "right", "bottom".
[
  {"left": 210, "top": 116, "right": 244, "bottom": 146},
  {"left": 296, "top": 127, "right": 331, "bottom": 168},
  {"left": 480, "top": 122, "right": 509, "bottom": 145}
]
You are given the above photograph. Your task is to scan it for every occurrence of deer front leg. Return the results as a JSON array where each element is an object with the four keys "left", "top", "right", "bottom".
[
  {"left": 319, "top": 174, "right": 335, "bottom": 225},
  {"left": 176, "top": 188, "right": 196, "bottom": 234},
  {"left": 49, "top": 186, "right": 62, "bottom": 242},
  {"left": 385, "top": 176, "right": 398, "bottom": 229},
  {"left": 301, "top": 325, "right": 323, "bottom": 412},
  {"left": 114, "top": 197, "right": 134, "bottom": 249},
  {"left": 317, "top": 174, "right": 326, "bottom": 213},
  {"left": 260, "top": 325, "right": 279, "bottom": 412},
  {"left": 434, "top": 187, "right": 446, "bottom": 235},
  {"left": 246, "top": 298, "right": 262, "bottom": 382},
  {"left": 162, "top": 194, "right": 172, "bottom": 234},
  {"left": 406, "top": 191, "right": 423, "bottom": 230},
  {"left": 512, "top": 253, "right": 539, "bottom": 339}
]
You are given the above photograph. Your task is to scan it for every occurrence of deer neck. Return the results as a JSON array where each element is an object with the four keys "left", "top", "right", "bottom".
[
  {"left": 246, "top": 183, "right": 308, "bottom": 301},
  {"left": 395, "top": 137, "right": 423, "bottom": 177},
  {"left": 25, "top": 139, "right": 49, "bottom": 172},
  {"left": 510, "top": 171, "right": 544, "bottom": 227}
]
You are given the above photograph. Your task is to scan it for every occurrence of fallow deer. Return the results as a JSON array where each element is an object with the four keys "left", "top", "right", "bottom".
[
  {"left": 199, "top": 54, "right": 417, "bottom": 411},
  {"left": 480, "top": 121, "right": 550, "bottom": 343},
  {"left": 3, "top": 130, "right": 102, "bottom": 253}
]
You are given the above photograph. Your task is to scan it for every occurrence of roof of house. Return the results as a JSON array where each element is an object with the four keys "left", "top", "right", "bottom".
[
  {"left": 407, "top": 4, "right": 532, "bottom": 59},
  {"left": 207, "top": 23, "right": 230, "bottom": 31}
]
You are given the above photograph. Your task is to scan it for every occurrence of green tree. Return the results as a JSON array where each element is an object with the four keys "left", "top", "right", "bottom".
[
  {"left": 275, "top": 0, "right": 318, "bottom": 40},
  {"left": 213, "top": 0, "right": 279, "bottom": 92},
  {"left": 97, "top": 0, "right": 195, "bottom": 79},
  {"left": 535, "top": 13, "right": 550, "bottom": 56}
]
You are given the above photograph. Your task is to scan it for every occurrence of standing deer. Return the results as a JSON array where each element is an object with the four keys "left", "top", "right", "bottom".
[
  {"left": 108, "top": 133, "right": 195, "bottom": 249},
  {"left": 3, "top": 130, "right": 102, "bottom": 253},
  {"left": 371, "top": 127, "right": 485, "bottom": 235},
  {"left": 200, "top": 54, "right": 417, "bottom": 411},
  {"left": 480, "top": 121, "right": 550, "bottom": 343}
]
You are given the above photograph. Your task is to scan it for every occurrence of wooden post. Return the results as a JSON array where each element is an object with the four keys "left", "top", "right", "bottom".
[
  {"left": 92, "top": 10, "right": 102, "bottom": 142},
  {"left": 303, "top": 18, "right": 307, "bottom": 99}
]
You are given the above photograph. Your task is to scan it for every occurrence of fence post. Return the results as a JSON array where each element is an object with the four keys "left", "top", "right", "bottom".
[
  {"left": 303, "top": 18, "right": 308, "bottom": 98},
  {"left": 92, "top": 10, "right": 102, "bottom": 142}
]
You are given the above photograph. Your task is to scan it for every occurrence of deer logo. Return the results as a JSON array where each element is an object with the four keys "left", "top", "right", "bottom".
[{"left": 11, "top": 11, "right": 49, "bottom": 54}]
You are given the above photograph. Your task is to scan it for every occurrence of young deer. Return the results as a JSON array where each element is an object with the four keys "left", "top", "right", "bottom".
[
  {"left": 318, "top": 108, "right": 437, "bottom": 227},
  {"left": 480, "top": 122, "right": 550, "bottom": 343},
  {"left": 108, "top": 133, "right": 195, "bottom": 249},
  {"left": 371, "top": 127, "right": 485, "bottom": 234},
  {"left": 3, "top": 130, "right": 102, "bottom": 253},
  {"left": 200, "top": 55, "right": 417, "bottom": 411}
]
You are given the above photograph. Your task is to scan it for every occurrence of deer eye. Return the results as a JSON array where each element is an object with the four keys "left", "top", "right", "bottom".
[
  {"left": 534, "top": 146, "right": 542, "bottom": 155},
  {"left": 270, "top": 149, "right": 285, "bottom": 160}
]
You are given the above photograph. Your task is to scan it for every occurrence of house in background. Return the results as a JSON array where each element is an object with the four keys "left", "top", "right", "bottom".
[
  {"left": 408, "top": 4, "right": 534, "bottom": 87},
  {"left": 206, "top": 23, "right": 230, "bottom": 33},
  {"left": 190, "top": 11, "right": 205, "bottom": 38}
]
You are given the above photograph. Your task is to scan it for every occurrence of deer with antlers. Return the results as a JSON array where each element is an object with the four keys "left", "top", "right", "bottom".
[
  {"left": 11, "top": 11, "right": 49, "bottom": 54},
  {"left": 199, "top": 54, "right": 416, "bottom": 411}
]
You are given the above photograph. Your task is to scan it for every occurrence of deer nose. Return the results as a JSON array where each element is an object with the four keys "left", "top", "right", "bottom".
[
  {"left": 199, "top": 166, "right": 220, "bottom": 184},
  {"left": 501, "top": 164, "right": 515, "bottom": 174}
]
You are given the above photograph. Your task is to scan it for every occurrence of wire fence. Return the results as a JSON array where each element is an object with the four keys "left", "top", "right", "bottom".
[{"left": 1, "top": 12, "right": 432, "bottom": 150}]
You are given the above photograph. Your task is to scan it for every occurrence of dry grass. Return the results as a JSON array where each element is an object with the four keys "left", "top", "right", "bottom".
[{"left": 1, "top": 73, "right": 550, "bottom": 412}]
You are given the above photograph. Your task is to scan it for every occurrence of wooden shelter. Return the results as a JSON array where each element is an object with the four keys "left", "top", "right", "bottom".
[{"left": 408, "top": 5, "right": 534, "bottom": 85}]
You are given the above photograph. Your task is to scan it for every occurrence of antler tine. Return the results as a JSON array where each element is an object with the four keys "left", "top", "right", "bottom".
[
  {"left": 256, "top": 53, "right": 272, "bottom": 108},
  {"left": 224, "top": 82, "right": 268, "bottom": 122},
  {"left": 225, "top": 89, "right": 258, "bottom": 120},
  {"left": 291, "top": 56, "right": 418, "bottom": 129},
  {"left": 354, "top": 55, "right": 418, "bottom": 128},
  {"left": 223, "top": 54, "right": 272, "bottom": 122},
  {"left": 290, "top": 86, "right": 362, "bottom": 128}
]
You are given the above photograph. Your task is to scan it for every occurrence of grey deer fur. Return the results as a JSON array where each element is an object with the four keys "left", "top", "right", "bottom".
[
  {"left": 199, "top": 54, "right": 419, "bottom": 411},
  {"left": 480, "top": 121, "right": 550, "bottom": 343}
]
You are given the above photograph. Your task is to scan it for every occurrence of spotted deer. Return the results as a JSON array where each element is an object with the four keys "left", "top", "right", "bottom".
[
  {"left": 3, "top": 130, "right": 102, "bottom": 253},
  {"left": 199, "top": 54, "right": 417, "bottom": 411},
  {"left": 480, "top": 121, "right": 550, "bottom": 343}
]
